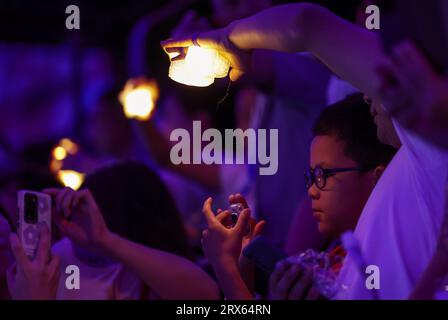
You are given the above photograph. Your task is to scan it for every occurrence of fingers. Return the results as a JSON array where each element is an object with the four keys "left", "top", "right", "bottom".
[
  {"left": 269, "top": 260, "right": 299, "bottom": 300},
  {"left": 52, "top": 205, "right": 70, "bottom": 236},
  {"left": 269, "top": 260, "right": 290, "bottom": 292},
  {"left": 234, "top": 208, "right": 251, "bottom": 234},
  {"left": 9, "top": 233, "right": 29, "bottom": 267},
  {"left": 61, "top": 189, "right": 76, "bottom": 218},
  {"left": 161, "top": 38, "right": 194, "bottom": 54},
  {"left": 42, "top": 188, "right": 60, "bottom": 197},
  {"left": 287, "top": 267, "right": 313, "bottom": 300},
  {"left": 230, "top": 69, "right": 245, "bottom": 82},
  {"left": 47, "top": 254, "right": 61, "bottom": 276},
  {"left": 215, "top": 210, "right": 231, "bottom": 224},
  {"left": 252, "top": 220, "right": 266, "bottom": 238},
  {"left": 202, "top": 197, "right": 217, "bottom": 226},
  {"left": 35, "top": 224, "right": 51, "bottom": 265},
  {"left": 55, "top": 187, "right": 75, "bottom": 217},
  {"left": 276, "top": 264, "right": 302, "bottom": 298},
  {"left": 228, "top": 193, "right": 248, "bottom": 208},
  {"left": 305, "top": 286, "right": 321, "bottom": 300}
]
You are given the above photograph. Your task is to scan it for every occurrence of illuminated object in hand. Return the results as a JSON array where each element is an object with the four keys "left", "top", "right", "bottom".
[
  {"left": 57, "top": 170, "right": 85, "bottom": 191},
  {"left": 119, "top": 79, "right": 159, "bottom": 121},
  {"left": 168, "top": 46, "right": 230, "bottom": 87}
]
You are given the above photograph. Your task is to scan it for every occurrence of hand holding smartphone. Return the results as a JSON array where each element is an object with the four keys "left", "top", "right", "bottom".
[{"left": 17, "top": 190, "right": 52, "bottom": 259}]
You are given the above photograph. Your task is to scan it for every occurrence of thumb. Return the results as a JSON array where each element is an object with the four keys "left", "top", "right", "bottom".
[
  {"left": 230, "top": 69, "right": 244, "bottom": 82},
  {"left": 235, "top": 208, "right": 251, "bottom": 234},
  {"left": 253, "top": 220, "right": 266, "bottom": 238}
]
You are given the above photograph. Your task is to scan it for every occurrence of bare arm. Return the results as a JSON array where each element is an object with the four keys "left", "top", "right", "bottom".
[
  {"left": 46, "top": 188, "right": 221, "bottom": 300},
  {"left": 228, "top": 3, "right": 383, "bottom": 98},
  {"left": 101, "top": 232, "right": 221, "bottom": 300},
  {"left": 162, "top": 3, "right": 384, "bottom": 97}
]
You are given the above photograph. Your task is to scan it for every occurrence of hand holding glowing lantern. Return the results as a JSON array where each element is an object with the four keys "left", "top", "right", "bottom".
[{"left": 161, "top": 28, "right": 251, "bottom": 84}]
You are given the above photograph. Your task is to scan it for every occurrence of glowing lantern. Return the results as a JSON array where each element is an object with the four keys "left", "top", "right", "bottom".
[
  {"left": 119, "top": 78, "right": 159, "bottom": 121},
  {"left": 168, "top": 46, "right": 230, "bottom": 87},
  {"left": 57, "top": 170, "right": 85, "bottom": 191}
]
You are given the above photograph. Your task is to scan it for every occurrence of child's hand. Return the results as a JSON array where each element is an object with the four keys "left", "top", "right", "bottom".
[
  {"left": 201, "top": 197, "right": 252, "bottom": 270},
  {"left": 228, "top": 193, "right": 265, "bottom": 267},
  {"left": 7, "top": 224, "right": 60, "bottom": 300},
  {"left": 269, "top": 258, "right": 320, "bottom": 300},
  {"left": 227, "top": 194, "right": 265, "bottom": 251},
  {"left": 43, "top": 188, "right": 112, "bottom": 255}
]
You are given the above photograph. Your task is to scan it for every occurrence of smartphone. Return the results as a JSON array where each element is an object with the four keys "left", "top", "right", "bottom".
[
  {"left": 380, "top": 0, "right": 448, "bottom": 75},
  {"left": 17, "top": 190, "right": 52, "bottom": 259},
  {"left": 242, "top": 236, "right": 288, "bottom": 274}
]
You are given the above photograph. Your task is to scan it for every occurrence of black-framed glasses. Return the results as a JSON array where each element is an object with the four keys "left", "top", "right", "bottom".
[{"left": 304, "top": 166, "right": 365, "bottom": 190}]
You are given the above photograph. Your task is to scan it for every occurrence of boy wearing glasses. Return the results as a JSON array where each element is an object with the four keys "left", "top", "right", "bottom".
[
  {"left": 200, "top": 94, "right": 397, "bottom": 300},
  {"left": 305, "top": 94, "right": 397, "bottom": 238},
  {"left": 269, "top": 93, "right": 397, "bottom": 299}
]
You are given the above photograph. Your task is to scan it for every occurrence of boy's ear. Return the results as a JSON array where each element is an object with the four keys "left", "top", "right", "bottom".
[{"left": 372, "top": 165, "right": 386, "bottom": 186}]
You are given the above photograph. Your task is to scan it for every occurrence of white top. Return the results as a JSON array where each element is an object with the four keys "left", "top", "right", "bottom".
[
  {"left": 52, "top": 238, "right": 143, "bottom": 300},
  {"left": 335, "top": 121, "right": 448, "bottom": 299}
]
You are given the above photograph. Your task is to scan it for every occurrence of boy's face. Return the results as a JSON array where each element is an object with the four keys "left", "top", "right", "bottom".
[{"left": 308, "top": 135, "right": 376, "bottom": 238}]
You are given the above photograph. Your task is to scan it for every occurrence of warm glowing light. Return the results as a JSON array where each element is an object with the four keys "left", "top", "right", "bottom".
[
  {"left": 53, "top": 146, "right": 67, "bottom": 161},
  {"left": 50, "top": 159, "right": 63, "bottom": 173},
  {"left": 60, "top": 138, "right": 78, "bottom": 155},
  {"left": 168, "top": 46, "right": 230, "bottom": 87},
  {"left": 119, "top": 79, "right": 159, "bottom": 121},
  {"left": 57, "top": 170, "right": 85, "bottom": 191}
]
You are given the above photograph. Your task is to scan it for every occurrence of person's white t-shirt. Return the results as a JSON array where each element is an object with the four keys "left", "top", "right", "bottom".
[
  {"left": 52, "top": 238, "right": 144, "bottom": 300},
  {"left": 335, "top": 121, "right": 448, "bottom": 300}
]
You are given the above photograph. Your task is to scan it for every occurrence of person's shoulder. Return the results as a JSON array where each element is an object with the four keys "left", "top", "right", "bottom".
[{"left": 395, "top": 120, "right": 448, "bottom": 170}]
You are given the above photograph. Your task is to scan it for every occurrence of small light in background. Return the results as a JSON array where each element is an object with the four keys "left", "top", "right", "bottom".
[
  {"left": 50, "top": 138, "right": 84, "bottom": 190},
  {"left": 119, "top": 78, "right": 159, "bottom": 121},
  {"left": 57, "top": 170, "right": 85, "bottom": 191},
  {"left": 50, "top": 159, "right": 63, "bottom": 173},
  {"left": 167, "top": 46, "right": 230, "bottom": 87},
  {"left": 53, "top": 146, "right": 67, "bottom": 161},
  {"left": 60, "top": 138, "right": 79, "bottom": 155}
]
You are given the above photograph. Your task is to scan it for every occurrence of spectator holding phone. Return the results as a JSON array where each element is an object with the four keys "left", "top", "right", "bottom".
[
  {"left": 7, "top": 224, "right": 61, "bottom": 300},
  {"left": 45, "top": 162, "right": 220, "bottom": 300}
]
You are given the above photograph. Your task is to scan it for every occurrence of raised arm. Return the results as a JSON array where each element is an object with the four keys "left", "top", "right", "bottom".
[{"left": 161, "top": 3, "right": 384, "bottom": 98}]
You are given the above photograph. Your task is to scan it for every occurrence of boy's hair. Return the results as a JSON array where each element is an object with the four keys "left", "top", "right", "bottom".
[{"left": 313, "top": 93, "right": 397, "bottom": 169}]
